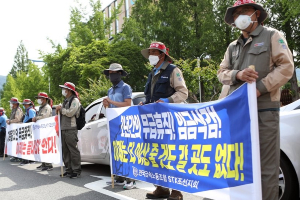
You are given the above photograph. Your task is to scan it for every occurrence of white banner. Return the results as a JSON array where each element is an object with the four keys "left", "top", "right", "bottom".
[{"left": 5, "top": 116, "right": 63, "bottom": 165}]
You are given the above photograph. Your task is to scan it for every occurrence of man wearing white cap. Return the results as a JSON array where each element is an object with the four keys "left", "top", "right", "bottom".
[
  {"left": 103, "top": 63, "right": 136, "bottom": 189},
  {"left": 6, "top": 97, "right": 23, "bottom": 162},
  {"left": 218, "top": 0, "right": 294, "bottom": 199},
  {"left": 103, "top": 63, "right": 132, "bottom": 108},
  {"left": 56, "top": 82, "right": 81, "bottom": 179},
  {"left": 141, "top": 42, "right": 188, "bottom": 200}
]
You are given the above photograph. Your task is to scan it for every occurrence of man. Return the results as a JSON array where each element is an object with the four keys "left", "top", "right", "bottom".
[
  {"left": 140, "top": 42, "right": 188, "bottom": 200},
  {"left": 20, "top": 99, "right": 37, "bottom": 165},
  {"left": 0, "top": 108, "right": 8, "bottom": 157},
  {"left": 103, "top": 63, "right": 135, "bottom": 190},
  {"left": 218, "top": 1, "right": 294, "bottom": 199},
  {"left": 33, "top": 92, "right": 53, "bottom": 171},
  {"left": 56, "top": 82, "right": 81, "bottom": 179},
  {"left": 6, "top": 97, "right": 23, "bottom": 162}
]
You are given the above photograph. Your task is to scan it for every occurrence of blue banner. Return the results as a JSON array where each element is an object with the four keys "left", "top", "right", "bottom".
[{"left": 108, "top": 83, "right": 259, "bottom": 197}]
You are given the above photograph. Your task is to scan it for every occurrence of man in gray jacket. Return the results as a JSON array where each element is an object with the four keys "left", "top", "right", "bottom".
[
  {"left": 56, "top": 82, "right": 81, "bottom": 179},
  {"left": 218, "top": 1, "right": 294, "bottom": 199},
  {"left": 6, "top": 97, "right": 23, "bottom": 162}
]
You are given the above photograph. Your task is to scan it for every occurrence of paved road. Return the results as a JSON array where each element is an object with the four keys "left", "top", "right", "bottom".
[{"left": 0, "top": 158, "right": 208, "bottom": 200}]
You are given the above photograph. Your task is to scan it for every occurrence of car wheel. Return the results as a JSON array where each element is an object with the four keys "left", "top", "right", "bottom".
[{"left": 279, "top": 152, "right": 299, "bottom": 200}]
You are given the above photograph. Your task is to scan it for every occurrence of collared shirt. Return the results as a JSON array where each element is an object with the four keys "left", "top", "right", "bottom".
[
  {"left": 0, "top": 114, "right": 7, "bottom": 128},
  {"left": 107, "top": 80, "right": 132, "bottom": 108},
  {"left": 23, "top": 106, "right": 36, "bottom": 123},
  {"left": 153, "top": 61, "right": 165, "bottom": 75}
]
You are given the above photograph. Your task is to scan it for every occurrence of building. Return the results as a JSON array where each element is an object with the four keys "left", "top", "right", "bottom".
[{"left": 102, "top": 0, "right": 136, "bottom": 39}]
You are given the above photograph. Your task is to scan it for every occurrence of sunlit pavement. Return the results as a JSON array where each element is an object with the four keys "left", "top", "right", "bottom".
[{"left": 0, "top": 158, "right": 208, "bottom": 200}]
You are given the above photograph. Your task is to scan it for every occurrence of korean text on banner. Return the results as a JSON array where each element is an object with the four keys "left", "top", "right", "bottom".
[
  {"left": 5, "top": 116, "right": 63, "bottom": 165},
  {"left": 107, "top": 83, "right": 261, "bottom": 200}
]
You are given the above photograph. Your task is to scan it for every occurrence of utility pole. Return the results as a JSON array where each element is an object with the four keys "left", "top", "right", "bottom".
[{"left": 197, "top": 53, "right": 205, "bottom": 102}]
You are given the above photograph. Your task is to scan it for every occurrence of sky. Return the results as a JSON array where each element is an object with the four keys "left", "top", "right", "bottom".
[{"left": 0, "top": 0, "right": 114, "bottom": 76}]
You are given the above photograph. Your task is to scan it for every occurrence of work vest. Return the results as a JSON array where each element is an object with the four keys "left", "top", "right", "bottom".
[
  {"left": 228, "top": 25, "right": 279, "bottom": 109},
  {"left": 144, "top": 64, "right": 176, "bottom": 104}
]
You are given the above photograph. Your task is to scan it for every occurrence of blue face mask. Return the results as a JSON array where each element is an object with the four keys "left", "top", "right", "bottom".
[{"left": 23, "top": 105, "right": 26, "bottom": 110}]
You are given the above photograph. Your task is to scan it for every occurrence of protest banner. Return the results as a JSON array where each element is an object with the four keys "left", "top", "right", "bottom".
[
  {"left": 107, "top": 83, "right": 261, "bottom": 200},
  {"left": 5, "top": 115, "right": 63, "bottom": 165}
]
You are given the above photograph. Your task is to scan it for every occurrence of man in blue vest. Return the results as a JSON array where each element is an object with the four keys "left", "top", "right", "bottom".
[
  {"left": 0, "top": 108, "right": 8, "bottom": 157},
  {"left": 140, "top": 42, "right": 188, "bottom": 200}
]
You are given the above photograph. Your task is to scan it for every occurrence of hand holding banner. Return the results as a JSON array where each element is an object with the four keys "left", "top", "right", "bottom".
[{"left": 107, "top": 83, "right": 261, "bottom": 200}]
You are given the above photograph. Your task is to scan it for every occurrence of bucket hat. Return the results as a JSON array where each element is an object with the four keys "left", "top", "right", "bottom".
[
  {"left": 8, "top": 97, "right": 20, "bottom": 104},
  {"left": 103, "top": 63, "right": 128, "bottom": 76},
  {"left": 59, "top": 82, "right": 76, "bottom": 92},
  {"left": 141, "top": 42, "right": 173, "bottom": 62},
  {"left": 224, "top": 0, "right": 268, "bottom": 27},
  {"left": 35, "top": 92, "right": 49, "bottom": 99}
]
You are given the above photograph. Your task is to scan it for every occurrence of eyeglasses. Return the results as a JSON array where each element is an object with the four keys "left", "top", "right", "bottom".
[{"left": 232, "top": 8, "right": 255, "bottom": 18}]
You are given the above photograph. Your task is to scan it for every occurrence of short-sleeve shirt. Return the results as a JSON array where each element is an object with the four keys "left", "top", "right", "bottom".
[
  {"left": 23, "top": 107, "right": 36, "bottom": 123},
  {"left": 0, "top": 114, "right": 7, "bottom": 128},
  {"left": 107, "top": 80, "right": 132, "bottom": 108}
]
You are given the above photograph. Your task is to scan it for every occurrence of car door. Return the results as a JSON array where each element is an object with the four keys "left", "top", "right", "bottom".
[{"left": 78, "top": 101, "right": 108, "bottom": 160}]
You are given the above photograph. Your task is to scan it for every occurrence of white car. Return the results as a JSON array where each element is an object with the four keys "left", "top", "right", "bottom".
[
  {"left": 78, "top": 94, "right": 300, "bottom": 200},
  {"left": 78, "top": 92, "right": 146, "bottom": 165},
  {"left": 279, "top": 99, "right": 300, "bottom": 200}
]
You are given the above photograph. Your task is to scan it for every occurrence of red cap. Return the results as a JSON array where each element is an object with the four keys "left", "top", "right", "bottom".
[
  {"left": 35, "top": 92, "right": 49, "bottom": 99},
  {"left": 141, "top": 42, "right": 173, "bottom": 62},
  {"left": 21, "top": 99, "right": 33, "bottom": 105},
  {"left": 8, "top": 97, "right": 20, "bottom": 104}
]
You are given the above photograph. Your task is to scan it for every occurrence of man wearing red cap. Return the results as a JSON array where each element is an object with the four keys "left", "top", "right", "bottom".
[
  {"left": 218, "top": 1, "right": 294, "bottom": 199},
  {"left": 140, "top": 42, "right": 188, "bottom": 200},
  {"left": 6, "top": 97, "right": 23, "bottom": 162},
  {"left": 33, "top": 92, "right": 54, "bottom": 171},
  {"left": 0, "top": 108, "right": 8, "bottom": 157},
  {"left": 56, "top": 82, "right": 81, "bottom": 179}
]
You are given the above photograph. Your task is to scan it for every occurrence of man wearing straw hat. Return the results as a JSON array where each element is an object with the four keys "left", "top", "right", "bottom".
[
  {"left": 140, "top": 42, "right": 188, "bottom": 200},
  {"left": 6, "top": 97, "right": 23, "bottom": 162},
  {"left": 103, "top": 63, "right": 137, "bottom": 190},
  {"left": 217, "top": 0, "right": 294, "bottom": 199},
  {"left": 56, "top": 82, "right": 81, "bottom": 179},
  {"left": 33, "top": 92, "right": 54, "bottom": 171}
]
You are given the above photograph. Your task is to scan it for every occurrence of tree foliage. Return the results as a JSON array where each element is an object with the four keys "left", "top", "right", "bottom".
[
  {"left": 2, "top": 0, "right": 299, "bottom": 110},
  {"left": 9, "top": 40, "right": 29, "bottom": 78}
]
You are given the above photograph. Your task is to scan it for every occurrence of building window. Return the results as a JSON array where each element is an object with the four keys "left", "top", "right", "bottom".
[
  {"left": 115, "top": 1, "right": 119, "bottom": 33},
  {"left": 108, "top": 5, "right": 112, "bottom": 37},
  {"left": 125, "top": 0, "right": 129, "bottom": 18}
]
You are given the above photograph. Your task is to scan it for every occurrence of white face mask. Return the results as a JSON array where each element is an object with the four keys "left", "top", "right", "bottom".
[
  {"left": 10, "top": 103, "right": 13, "bottom": 109},
  {"left": 234, "top": 11, "right": 257, "bottom": 30},
  {"left": 149, "top": 55, "right": 160, "bottom": 66},
  {"left": 37, "top": 99, "right": 43, "bottom": 105},
  {"left": 62, "top": 89, "right": 68, "bottom": 97}
]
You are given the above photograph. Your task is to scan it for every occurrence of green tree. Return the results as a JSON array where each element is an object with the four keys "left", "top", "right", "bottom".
[
  {"left": 78, "top": 75, "right": 111, "bottom": 108},
  {"left": 9, "top": 40, "right": 29, "bottom": 78},
  {"left": 0, "top": 75, "right": 22, "bottom": 116},
  {"left": 67, "top": 0, "right": 123, "bottom": 46},
  {"left": 262, "top": 0, "right": 300, "bottom": 100}
]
